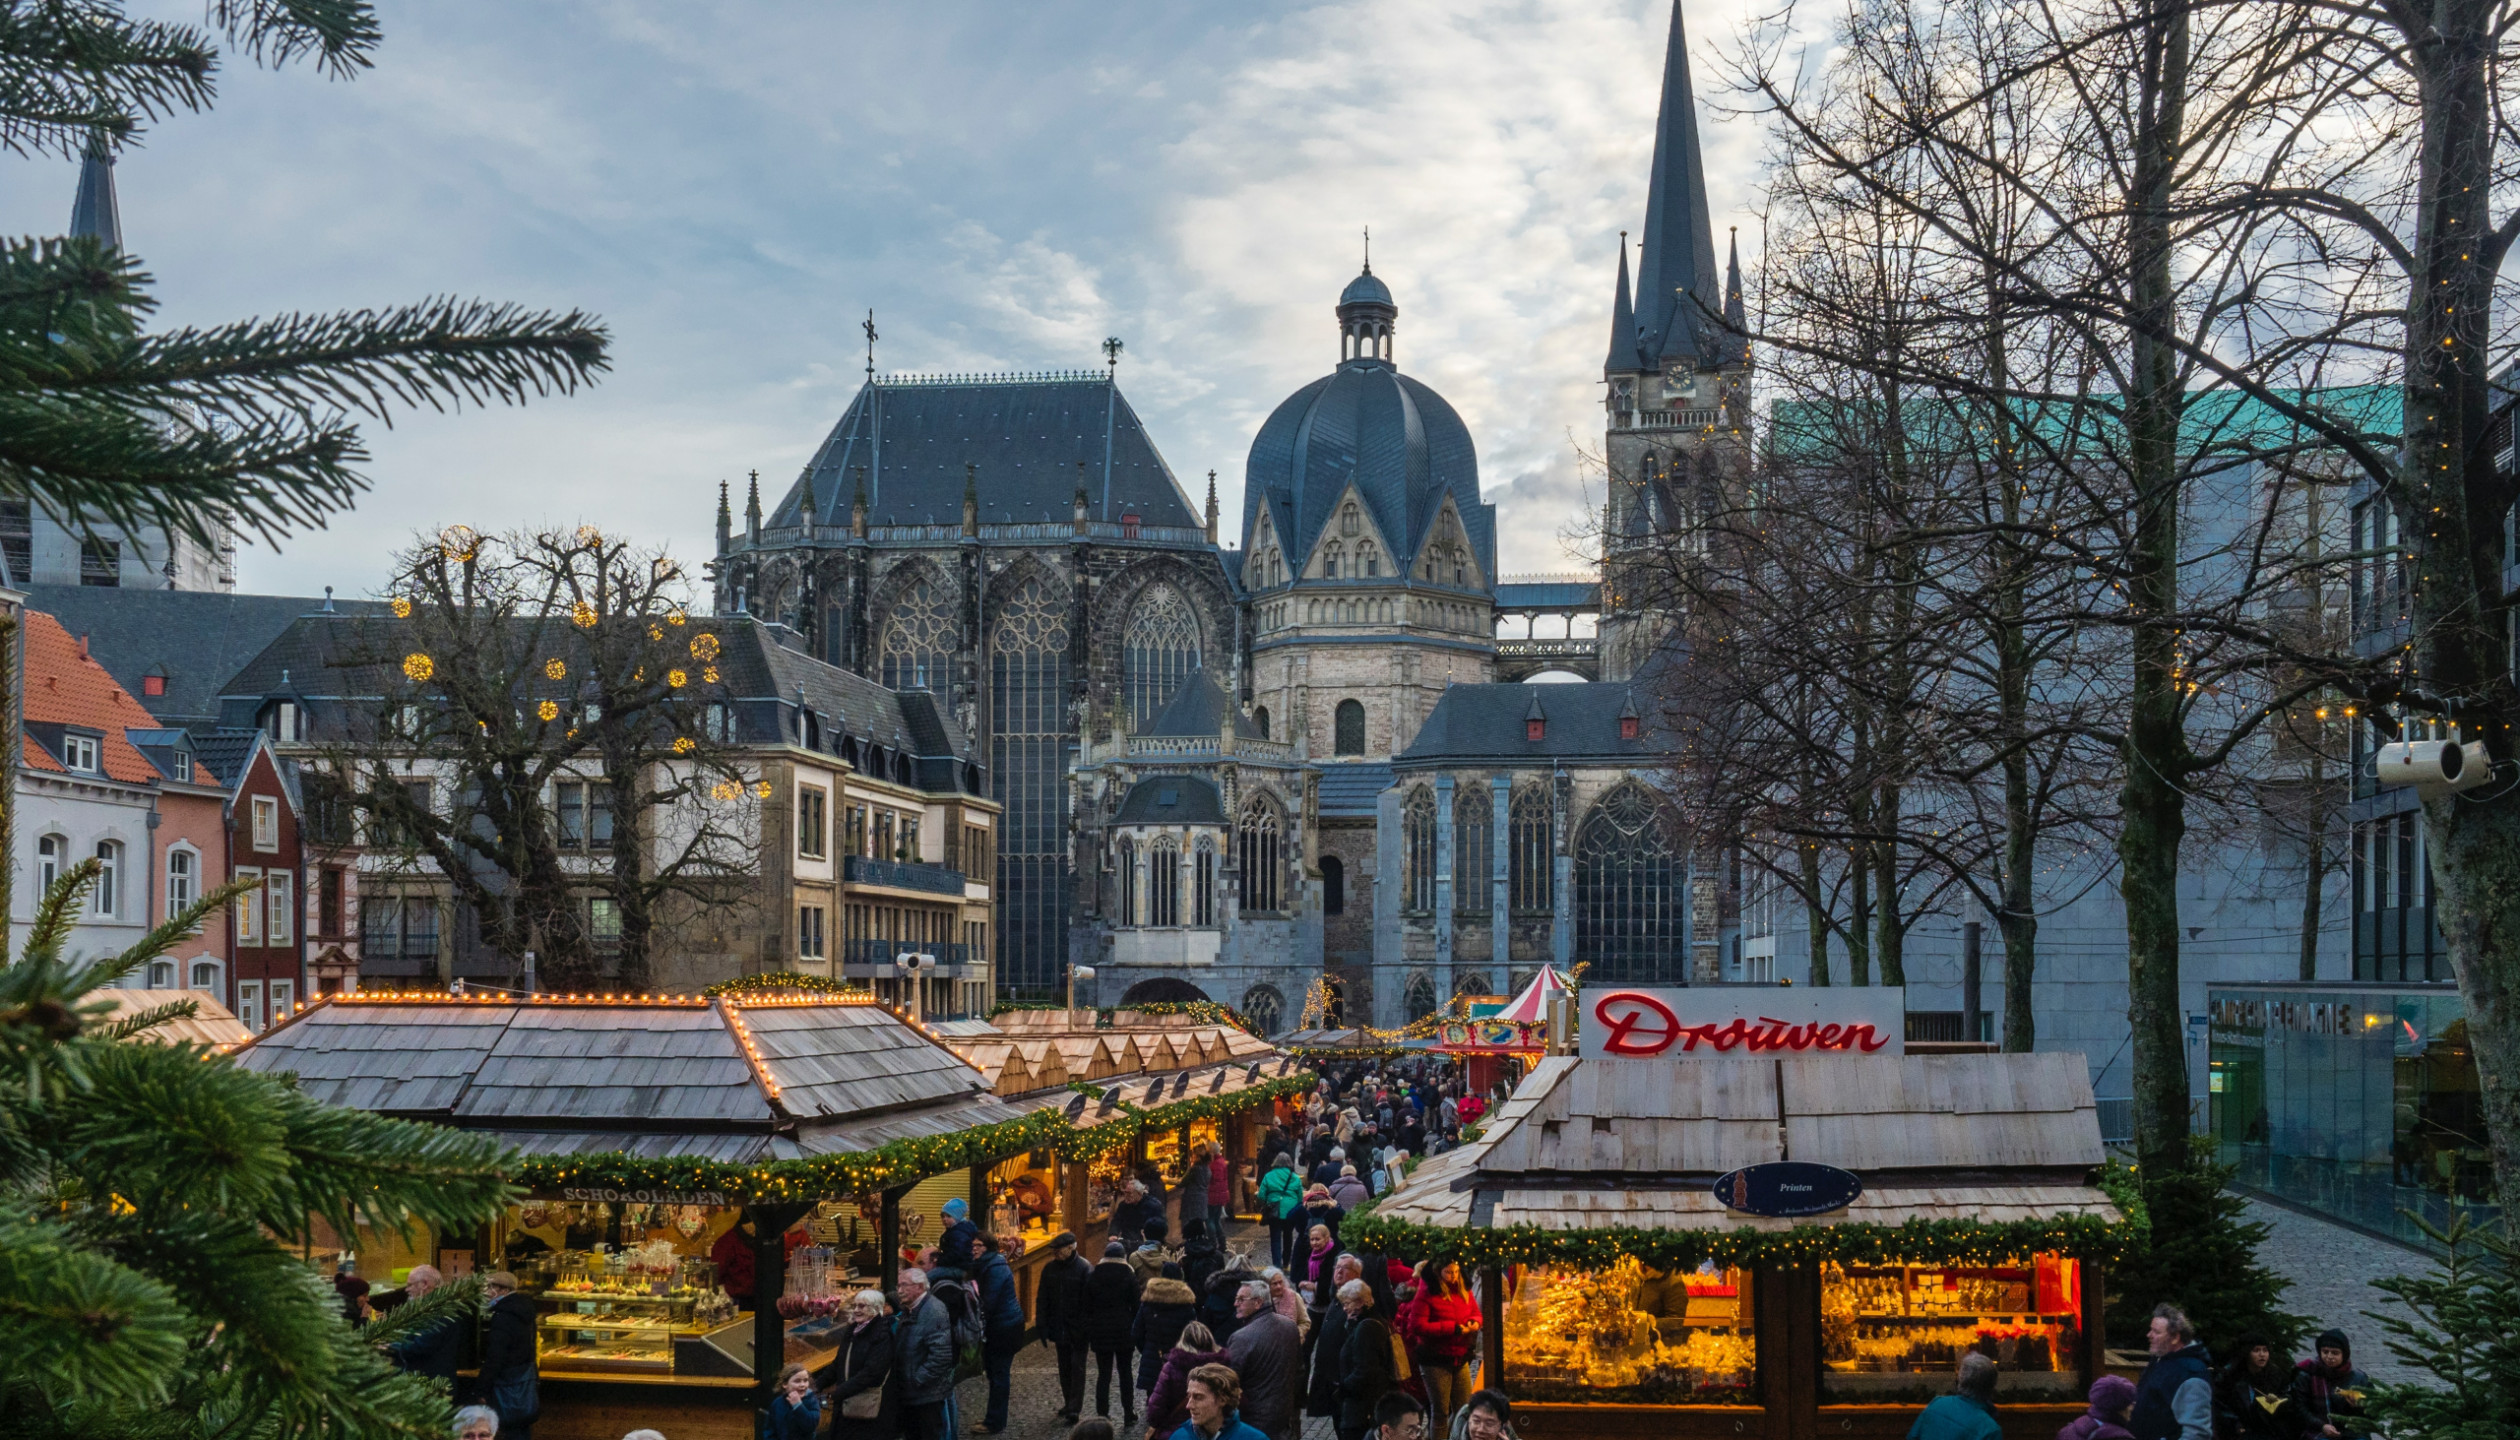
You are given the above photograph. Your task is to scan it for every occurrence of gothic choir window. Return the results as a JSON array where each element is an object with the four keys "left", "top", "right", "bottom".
[
  {"left": 1454, "top": 971, "right": 1491, "bottom": 998},
  {"left": 1575, "top": 780, "right": 1684, "bottom": 982},
  {"left": 1149, "top": 837, "right": 1182, "bottom": 926},
  {"left": 1321, "top": 543, "right": 1342, "bottom": 579},
  {"left": 1403, "top": 970, "right": 1438, "bottom": 1023},
  {"left": 1341, "top": 505, "right": 1361, "bottom": 537},
  {"left": 1403, "top": 786, "right": 1437, "bottom": 914},
  {"left": 992, "top": 572, "right": 1074, "bottom": 994},
  {"left": 1454, "top": 784, "right": 1491, "bottom": 912},
  {"left": 1510, "top": 786, "right": 1554, "bottom": 912},
  {"left": 1334, "top": 699, "right": 1366, "bottom": 756},
  {"left": 878, "top": 571, "right": 957, "bottom": 693},
  {"left": 1123, "top": 584, "right": 1202, "bottom": 727},
  {"left": 1237, "top": 795, "right": 1283, "bottom": 913},
  {"left": 1321, "top": 855, "right": 1344, "bottom": 915},
  {"left": 1241, "top": 984, "right": 1284, "bottom": 1037},
  {"left": 1116, "top": 835, "right": 1139, "bottom": 926},
  {"left": 1360, "top": 543, "right": 1380, "bottom": 577},
  {"left": 1193, "top": 838, "right": 1217, "bottom": 926}
]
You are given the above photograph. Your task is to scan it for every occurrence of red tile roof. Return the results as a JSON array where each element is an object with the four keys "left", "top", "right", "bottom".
[{"left": 21, "top": 610, "right": 174, "bottom": 785}]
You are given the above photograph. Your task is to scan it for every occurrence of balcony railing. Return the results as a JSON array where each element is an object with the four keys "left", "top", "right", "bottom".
[
  {"left": 840, "top": 939, "right": 976, "bottom": 974},
  {"left": 843, "top": 855, "right": 968, "bottom": 897}
]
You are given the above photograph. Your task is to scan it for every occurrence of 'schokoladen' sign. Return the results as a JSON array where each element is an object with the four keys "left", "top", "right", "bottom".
[{"left": 1578, "top": 986, "right": 1906, "bottom": 1059}]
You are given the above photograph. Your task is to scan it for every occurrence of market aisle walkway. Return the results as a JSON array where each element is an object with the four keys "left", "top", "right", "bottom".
[{"left": 2244, "top": 1197, "right": 2426, "bottom": 1385}]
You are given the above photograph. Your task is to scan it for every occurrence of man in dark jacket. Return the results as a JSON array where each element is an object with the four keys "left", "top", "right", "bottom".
[
  {"left": 1335, "top": 1279, "right": 1398, "bottom": 1440},
  {"left": 1225, "top": 1278, "right": 1304, "bottom": 1440},
  {"left": 1305, "top": 1284, "right": 1353, "bottom": 1426},
  {"left": 1906, "top": 1352, "right": 2001, "bottom": 1440},
  {"left": 477, "top": 1272, "right": 539, "bottom": 1440},
  {"left": 968, "top": 1234, "right": 1025, "bottom": 1433},
  {"left": 382, "top": 1264, "right": 462, "bottom": 1384},
  {"left": 2131, "top": 1304, "right": 2214, "bottom": 1440},
  {"left": 892, "top": 1269, "right": 959, "bottom": 1440},
  {"left": 1035, "top": 1233, "right": 1092, "bottom": 1423},
  {"left": 1133, "top": 1270, "right": 1202, "bottom": 1393},
  {"left": 1082, "top": 1238, "right": 1145, "bottom": 1425},
  {"left": 1112, "top": 1178, "right": 1165, "bottom": 1249}
]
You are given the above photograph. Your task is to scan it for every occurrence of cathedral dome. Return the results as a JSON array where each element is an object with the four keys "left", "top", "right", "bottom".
[{"left": 1241, "top": 270, "right": 1495, "bottom": 590}]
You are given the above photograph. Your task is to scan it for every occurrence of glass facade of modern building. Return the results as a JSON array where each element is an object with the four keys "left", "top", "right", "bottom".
[{"left": 2207, "top": 981, "right": 2498, "bottom": 1250}]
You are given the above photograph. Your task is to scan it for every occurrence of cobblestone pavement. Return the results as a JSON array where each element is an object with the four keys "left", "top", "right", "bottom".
[{"left": 2244, "top": 1197, "right": 2427, "bottom": 1385}]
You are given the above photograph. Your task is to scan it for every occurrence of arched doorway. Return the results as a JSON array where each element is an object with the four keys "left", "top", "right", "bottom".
[{"left": 1119, "top": 977, "right": 1210, "bottom": 1006}]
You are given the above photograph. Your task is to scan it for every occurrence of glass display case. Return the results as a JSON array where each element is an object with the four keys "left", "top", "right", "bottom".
[
  {"left": 1501, "top": 1257, "right": 1757, "bottom": 1406},
  {"left": 987, "top": 1150, "right": 1064, "bottom": 1248},
  {"left": 1820, "top": 1256, "right": 2083, "bottom": 1401},
  {"left": 1084, "top": 1152, "right": 1127, "bottom": 1224}
]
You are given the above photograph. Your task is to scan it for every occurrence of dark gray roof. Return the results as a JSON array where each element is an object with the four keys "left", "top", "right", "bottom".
[
  {"left": 772, "top": 374, "right": 1201, "bottom": 531},
  {"left": 190, "top": 729, "right": 261, "bottom": 789},
  {"left": 25, "top": 585, "right": 386, "bottom": 729},
  {"left": 1241, "top": 339, "right": 1494, "bottom": 591},
  {"left": 1340, "top": 268, "right": 1393, "bottom": 307},
  {"left": 1316, "top": 762, "right": 1393, "bottom": 816},
  {"left": 1115, "top": 775, "right": 1227, "bottom": 825},
  {"left": 1397, "top": 681, "right": 1666, "bottom": 765},
  {"left": 1623, "top": 0, "right": 1732, "bottom": 372},
  {"left": 233, "top": 997, "right": 1002, "bottom": 1156},
  {"left": 1142, "top": 668, "right": 1260, "bottom": 740}
]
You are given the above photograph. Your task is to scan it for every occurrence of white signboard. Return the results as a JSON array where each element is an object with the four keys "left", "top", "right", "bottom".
[{"left": 1577, "top": 986, "right": 1906, "bottom": 1059}]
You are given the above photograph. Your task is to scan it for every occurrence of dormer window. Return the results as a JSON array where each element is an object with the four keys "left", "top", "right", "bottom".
[
  {"left": 142, "top": 672, "right": 166, "bottom": 697},
  {"left": 1621, "top": 715, "right": 1641, "bottom": 741},
  {"left": 62, "top": 733, "right": 99, "bottom": 774},
  {"left": 269, "top": 702, "right": 302, "bottom": 742},
  {"left": 1121, "top": 512, "right": 1142, "bottom": 540},
  {"left": 1527, "top": 718, "right": 1546, "bottom": 742}
]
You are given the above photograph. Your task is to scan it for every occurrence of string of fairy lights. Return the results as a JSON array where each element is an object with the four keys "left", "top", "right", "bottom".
[{"left": 1338, "top": 1207, "right": 2130, "bottom": 1269}]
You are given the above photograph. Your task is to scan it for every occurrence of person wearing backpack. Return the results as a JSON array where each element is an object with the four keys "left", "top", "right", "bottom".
[{"left": 1258, "top": 1154, "right": 1306, "bottom": 1270}]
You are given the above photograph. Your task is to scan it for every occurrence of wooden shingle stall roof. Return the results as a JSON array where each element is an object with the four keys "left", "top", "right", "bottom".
[
  {"left": 231, "top": 994, "right": 998, "bottom": 1154},
  {"left": 1373, "top": 1053, "right": 2118, "bottom": 1233}
]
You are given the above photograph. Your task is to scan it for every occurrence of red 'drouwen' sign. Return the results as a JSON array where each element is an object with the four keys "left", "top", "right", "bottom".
[{"left": 1577, "top": 986, "right": 1906, "bottom": 1059}]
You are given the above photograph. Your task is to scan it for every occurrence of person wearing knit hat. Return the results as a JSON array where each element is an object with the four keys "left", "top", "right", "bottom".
[
  {"left": 2059, "top": 1376, "right": 2138, "bottom": 1440},
  {"left": 2288, "top": 1330, "right": 2367, "bottom": 1439},
  {"left": 937, "top": 1197, "right": 978, "bottom": 1271}
]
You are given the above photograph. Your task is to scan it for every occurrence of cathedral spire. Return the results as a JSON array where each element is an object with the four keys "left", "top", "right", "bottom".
[
  {"left": 1723, "top": 226, "right": 1747, "bottom": 360},
  {"left": 744, "top": 469, "right": 761, "bottom": 542},
  {"left": 1605, "top": 231, "right": 1642, "bottom": 377},
  {"left": 69, "top": 129, "right": 122, "bottom": 250},
  {"left": 1635, "top": 0, "right": 1722, "bottom": 371},
  {"left": 715, "top": 479, "right": 731, "bottom": 554},
  {"left": 1204, "top": 470, "right": 1219, "bottom": 545}
]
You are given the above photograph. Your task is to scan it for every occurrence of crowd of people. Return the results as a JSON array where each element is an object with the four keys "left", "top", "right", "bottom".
[{"left": 1906, "top": 1303, "right": 2368, "bottom": 1440}]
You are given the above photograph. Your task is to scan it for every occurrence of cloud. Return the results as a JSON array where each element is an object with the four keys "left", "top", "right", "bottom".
[{"left": 0, "top": 0, "right": 1766, "bottom": 595}]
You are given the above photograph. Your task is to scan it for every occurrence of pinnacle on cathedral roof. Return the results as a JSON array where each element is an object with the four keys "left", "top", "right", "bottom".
[
  {"left": 1618, "top": 0, "right": 1734, "bottom": 374},
  {"left": 69, "top": 129, "right": 121, "bottom": 250}
]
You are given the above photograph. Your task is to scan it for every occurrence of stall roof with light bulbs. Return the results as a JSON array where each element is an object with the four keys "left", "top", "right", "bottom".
[
  {"left": 1373, "top": 1051, "right": 2121, "bottom": 1234},
  {"left": 231, "top": 990, "right": 1028, "bottom": 1164},
  {"left": 940, "top": 1006, "right": 1300, "bottom": 1126}
]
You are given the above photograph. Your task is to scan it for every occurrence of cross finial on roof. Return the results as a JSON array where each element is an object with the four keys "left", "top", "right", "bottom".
[
  {"left": 1102, "top": 336, "right": 1123, "bottom": 370},
  {"left": 1363, "top": 225, "right": 1371, "bottom": 274},
  {"left": 863, "top": 309, "right": 878, "bottom": 378}
]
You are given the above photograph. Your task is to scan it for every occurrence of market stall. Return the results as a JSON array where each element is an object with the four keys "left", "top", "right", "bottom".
[
  {"left": 235, "top": 991, "right": 1049, "bottom": 1440},
  {"left": 1348, "top": 1049, "right": 2123, "bottom": 1440},
  {"left": 1432, "top": 966, "right": 1568, "bottom": 1093}
]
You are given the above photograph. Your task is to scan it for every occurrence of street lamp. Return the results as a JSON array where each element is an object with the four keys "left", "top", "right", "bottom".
[{"left": 1069, "top": 964, "right": 1096, "bottom": 1013}]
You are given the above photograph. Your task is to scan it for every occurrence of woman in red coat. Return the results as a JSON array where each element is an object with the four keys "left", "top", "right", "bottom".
[{"left": 1398, "top": 1261, "right": 1481, "bottom": 1427}]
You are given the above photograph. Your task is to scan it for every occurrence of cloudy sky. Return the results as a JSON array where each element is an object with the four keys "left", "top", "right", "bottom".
[{"left": 2, "top": 0, "right": 1771, "bottom": 599}]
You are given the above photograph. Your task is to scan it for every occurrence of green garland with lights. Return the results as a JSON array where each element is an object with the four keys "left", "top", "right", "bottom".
[
  {"left": 703, "top": 972, "right": 871, "bottom": 998},
  {"left": 1338, "top": 1196, "right": 2131, "bottom": 1270},
  {"left": 504, "top": 1071, "right": 1312, "bottom": 1202}
]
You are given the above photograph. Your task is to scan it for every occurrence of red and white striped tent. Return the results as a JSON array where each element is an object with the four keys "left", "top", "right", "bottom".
[{"left": 1489, "top": 965, "right": 1572, "bottom": 1025}]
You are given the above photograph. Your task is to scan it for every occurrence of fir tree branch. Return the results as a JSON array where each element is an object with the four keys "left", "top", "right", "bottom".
[{"left": 0, "top": 2, "right": 217, "bottom": 156}]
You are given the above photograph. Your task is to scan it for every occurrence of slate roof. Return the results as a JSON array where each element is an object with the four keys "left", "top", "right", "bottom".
[
  {"left": 232, "top": 996, "right": 1008, "bottom": 1158},
  {"left": 1242, "top": 313, "right": 1495, "bottom": 588},
  {"left": 1622, "top": 1, "right": 1731, "bottom": 372},
  {"left": 208, "top": 612, "right": 981, "bottom": 795},
  {"left": 1315, "top": 761, "right": 1393, "bottom": 817},
  {"left": 1141, "top": 668, "right": 1260, "bottom": 740},
  {"left": 772, "top": 375, "right": 1202, "bottom": 531},
  {"left": 24, "top": 585, "right": 385, "bottom": 729},
  {"left": 1397, "top": 681, "right": 1662, "bottom": 767},
  {"left": 1115, "top": 775, "right": 1227, "bottom": 825}
]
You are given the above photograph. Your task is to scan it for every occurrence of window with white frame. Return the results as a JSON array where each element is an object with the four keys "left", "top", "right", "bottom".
[
  {"left": 92, "top": 841, "right": 119, "bottom": 917},
  {"left": 147, "top": 959, "right": 174, "bottom": 988},
  {"left": 189, "top": 958, "right": 220, "bottom": 991},
  {"left": 62, "top": 733, "right": 99, "bottom": 774},
  {"left": 799, "top": 905, "right": 826, "bottom": 959},
  {"left": 268, "top": 979, "right": 294, "bottom": 1023},
  {"left": 36, "top": 835, "right": 61, "bottom": 896},
  {"left": 235, "top": 867, "right": 262, "bottom": 944},
  {"left": 588, "top": 896, "right": 622, "bottom": 948},
  {"left": 236, "top": 979, "right": 263, "bottom": 1031},
  {"left": 265, "top": 872, "right": 292, "bottom": 945},
  {"left": 166, "top": 847, "right": 195, "bottom": 913},
  {"left": 251, "top": 796, "right": 279, "bottom": 851}
]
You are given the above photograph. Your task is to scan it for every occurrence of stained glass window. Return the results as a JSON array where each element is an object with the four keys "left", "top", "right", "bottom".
[
  {"left": 1510, "top": 786, "right": 1554, "bottom": 912},
  {"left": 1238, "top": 794, "right": 1283, "bottom": 913},
  {"left": 992, "top": 573, "right": 1072, "bottom": 994},
  {"left": 1403, "top": 786, "right": 1437, "bottom": 914},
  {"left": 1575, "top": 781, "right": 1684, "bottom": 982},
  {"left": 1123, "top": 584, "right": 1201, "bottom": 727},
  {"left": 879, "top": 570, "right": 958, "bottom": 693},
  {"left": 1454, "top": 784, "right": 1492, "bottom": 912}
]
